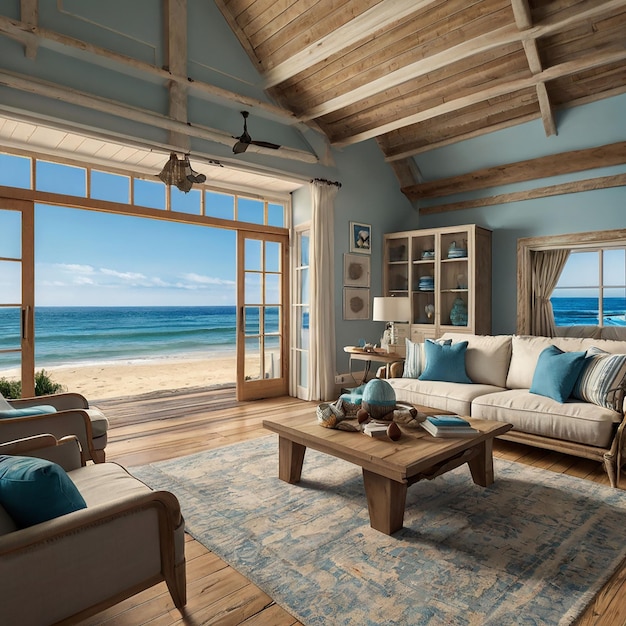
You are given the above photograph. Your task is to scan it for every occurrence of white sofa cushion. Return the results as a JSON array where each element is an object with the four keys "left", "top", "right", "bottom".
[
  {"left": 388, "top": 378, "right": 505, "bottom": 416},
  {"left": 440, "top": 333, "right": 512, "bottom": 388},
  {"left": 471, "top": 389, "right": 621, "bottom": 448}
]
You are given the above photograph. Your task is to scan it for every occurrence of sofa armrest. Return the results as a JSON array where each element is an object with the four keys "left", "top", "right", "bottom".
[
  {"left": 0, "top": 434, "right": 83, "bottom": 471},
  {"left": 10, "top": 392, "right": 89, "bottom": 411},
  {"left": 0, "top": 409, "right": 96, "bottom": 464}
]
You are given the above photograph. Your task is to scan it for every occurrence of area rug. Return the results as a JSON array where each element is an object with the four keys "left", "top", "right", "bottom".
[{"left": 131, "top": 437, "right": 626, "bottom": 626}]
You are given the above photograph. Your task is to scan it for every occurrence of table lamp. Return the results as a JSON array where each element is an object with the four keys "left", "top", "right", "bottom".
[{"left": 372, "top": 297, "right": 411, "bottom": 347}]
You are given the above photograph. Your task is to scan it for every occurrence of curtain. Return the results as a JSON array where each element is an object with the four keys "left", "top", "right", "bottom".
[
  {"left": 308, "top": 180, "right": 339, "bottom": 400},
  {"left": 531, "top": 248, "right": 570, "bottom": 337}
]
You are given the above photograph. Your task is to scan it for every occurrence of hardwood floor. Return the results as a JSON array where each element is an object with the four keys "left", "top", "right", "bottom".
[{"left": 76, "top": 388, "right": 626, "bottom": 625}]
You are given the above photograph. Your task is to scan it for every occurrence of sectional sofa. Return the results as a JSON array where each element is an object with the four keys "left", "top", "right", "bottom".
[{"left": 386, "top": 332, "right": 626, "bottom": 487}]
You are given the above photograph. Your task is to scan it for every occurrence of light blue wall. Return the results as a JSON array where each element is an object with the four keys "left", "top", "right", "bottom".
[{"left": 415, "top": 94, "right": 626, "bottom": 334}]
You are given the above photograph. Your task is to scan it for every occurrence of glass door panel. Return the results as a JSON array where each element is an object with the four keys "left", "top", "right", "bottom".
[
  {"left": 237, "top": 231, "right": 288, "bottom": 401},
  {"left": 0, "top": 201, "right": 34, "bottom": 396}
]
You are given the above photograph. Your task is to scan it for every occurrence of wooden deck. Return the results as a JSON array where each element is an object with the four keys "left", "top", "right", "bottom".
[{"left": 77, "top": 388, "right": 626, "bottom": 625}]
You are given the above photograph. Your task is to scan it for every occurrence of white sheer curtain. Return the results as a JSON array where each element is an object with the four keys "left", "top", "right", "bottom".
[
  {"left": 531, "top": 248, "right": 570, "bottom": 337},
  {"left": 308, "top": 180, "right": 339, "bottom": 400}
]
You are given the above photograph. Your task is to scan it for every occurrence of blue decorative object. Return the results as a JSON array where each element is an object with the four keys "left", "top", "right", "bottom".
[
  {"left": 0, "top": 455, "right": 87, "bottom": 528},
  {"left": 419, "top": 340, "right": 472, "bottom": 383},
  {"left": 362, "top": 379, "right": 396, "bottom": 420},
  {"left": 530, "top": 345, "right": 587, "bottom": 403},
  {"left": 449, "top": 297, "right": 468, "bottom": 326}
]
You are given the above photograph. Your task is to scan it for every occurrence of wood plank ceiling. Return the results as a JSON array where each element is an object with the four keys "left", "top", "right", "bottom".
[{"left": 216, "top": 0, "right": 626, "bottom": 172}]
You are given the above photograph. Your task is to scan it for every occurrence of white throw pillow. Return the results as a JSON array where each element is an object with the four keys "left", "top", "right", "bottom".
[
  {"left": 572, "top": 347, "right": 626, "bottom": 411},
  {"left": 402, "top": 339, "right": 422, "bottom": 378}
]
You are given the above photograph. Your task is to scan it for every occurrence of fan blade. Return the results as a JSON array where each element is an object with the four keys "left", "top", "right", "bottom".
[
  {"left": 233, "top": 141, "right": 249, "bottom": 154},
  {"left": 251, "top": 140, "right": 280, "bottom": 150}
]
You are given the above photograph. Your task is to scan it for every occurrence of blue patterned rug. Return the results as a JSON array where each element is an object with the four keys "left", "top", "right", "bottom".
[{"left": 131, "top": 436, "right": 626, "bottom": 626}]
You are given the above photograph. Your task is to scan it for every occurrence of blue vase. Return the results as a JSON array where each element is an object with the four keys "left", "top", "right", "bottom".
[{"left": 450, "top": 297, "right": 468, "bottom": 326}]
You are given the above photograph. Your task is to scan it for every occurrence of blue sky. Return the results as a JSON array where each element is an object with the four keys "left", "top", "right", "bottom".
[{"left": 35, "top": 206, "right": 237, "bottom": 306}]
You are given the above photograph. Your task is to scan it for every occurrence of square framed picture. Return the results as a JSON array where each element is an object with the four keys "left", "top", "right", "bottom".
[
  {"left": 343, "top": 253, "right": 370, "bottom": 287},
  {"left": 349, "top": 222, "right": 371, "bottom": 254},
  {"left": 343, "top": 287, "right": 370, "bottom": 320}
]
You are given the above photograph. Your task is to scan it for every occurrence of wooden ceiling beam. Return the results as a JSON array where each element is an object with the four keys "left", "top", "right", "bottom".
[
  {"left": 512, "top": 0, "right": 557, "bottom": 138},
  {"left": 262, "top": 0, "right": 440, "bottom": 89},
  {"left": 164, "top": 0, "right": 189, "bottom": 151},
  {"left": 0, "top": 69, "right": 318, "bottom": 164},
  {"left": 19, "top": 0, "right": 37, "bottom": 59},
  {"left": 299, "top": 0, "right": 626, "bottom": 123},
  {"left": 0, "top": 14, "right": 297, "bottom": 124},
  {"left": 401, "top": 141, "right": 626, "bottom": 201},
  {"left": 333, "top": 46, "right": 626, "bottom": 146}
]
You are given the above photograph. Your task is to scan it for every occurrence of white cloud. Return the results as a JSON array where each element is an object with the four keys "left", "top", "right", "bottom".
[
  {"left": 55, "top": 263, "right": 95, "bottom": 274},
  {"left": 100, "top": 268, "right": 147, "bottom": 281},
  {"left": 182, "top": 272, "right": 236, "bottom": 286}
]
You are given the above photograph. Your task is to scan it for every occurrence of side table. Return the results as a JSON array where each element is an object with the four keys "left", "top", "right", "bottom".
[{"left": 343, "top": 346, "right": 404, "bottom": 383}]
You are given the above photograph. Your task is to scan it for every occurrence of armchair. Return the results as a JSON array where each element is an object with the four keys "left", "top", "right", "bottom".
[
  {"left": 0, "top": 434, "right": 186, "bottom": 625},
  {"left": 0, "top": 391, "right": 108, "bottom": 464}
]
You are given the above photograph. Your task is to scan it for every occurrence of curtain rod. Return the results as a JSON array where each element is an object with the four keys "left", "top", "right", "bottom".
[{"left": 311, "top": 177, "right": 342, "bottom": 188}]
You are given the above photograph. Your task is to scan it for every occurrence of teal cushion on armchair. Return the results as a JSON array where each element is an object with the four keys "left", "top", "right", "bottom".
[
  {"left": 0, "top": 405, "right": 57, "bottom": 419},
  {"left": 0, "top": 455, "right": 86, "bottom": 528}
]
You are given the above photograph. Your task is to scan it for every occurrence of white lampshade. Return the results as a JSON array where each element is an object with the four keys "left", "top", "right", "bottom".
[{"left": 372, "top": 297, "right": 411, "bottom": 323}]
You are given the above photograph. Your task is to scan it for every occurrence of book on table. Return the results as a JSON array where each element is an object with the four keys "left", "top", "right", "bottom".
[{"left": 421, "top": 415, "right": 479, "bottom": 438}]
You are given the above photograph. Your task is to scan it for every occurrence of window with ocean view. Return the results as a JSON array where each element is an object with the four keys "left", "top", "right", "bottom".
[{"left": 551, "top": 248, "right": 626, "bottom": 327}]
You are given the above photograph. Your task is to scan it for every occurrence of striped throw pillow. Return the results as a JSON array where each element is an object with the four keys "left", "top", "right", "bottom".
[
  {"left": 402, "top": 339, "right": 422, "bottom": 378},
  {"left": 572, "top": 347, "right": 626, "bottom": 411}
]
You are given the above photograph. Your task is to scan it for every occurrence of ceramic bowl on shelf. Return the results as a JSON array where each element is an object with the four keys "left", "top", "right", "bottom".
[{"left": 421, "top": 250, "right": 434, "bottom": 260}]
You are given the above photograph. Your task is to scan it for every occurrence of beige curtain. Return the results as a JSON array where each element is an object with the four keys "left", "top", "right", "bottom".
[
  {"left": 308, "top": 180, "right": 339, "bottom": 400},
  {"left": 531, "top": 248, "right": 570, "bottom": 337}
]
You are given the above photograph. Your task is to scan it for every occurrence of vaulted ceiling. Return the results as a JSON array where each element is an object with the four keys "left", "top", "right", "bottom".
[{"left": 216, "top": 0, "right": 626, "bottom": 172}]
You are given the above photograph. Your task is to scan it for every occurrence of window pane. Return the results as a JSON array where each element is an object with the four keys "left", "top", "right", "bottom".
[
  {"left": 265, "top": 241, "right": 280, "bottom": 273},
  {"left": 0, "top": 261, "right": 21, "bottom": 304},
  {"left": 205, "top": 191, "right": 234, "bottom": 220},
  {"left": 265, "top": 346, "right": 280, "bottom": 379},
  {"left": 267, "top": 202, "right": 284, "bottom": 227},
  {"left": 244, "top": 337, "right": 261, "bottom": 380},
  {"left": 265, "top": 274, "right": 280, "bottom": 305},
  {"left": 298, "top": 350, "right": 308, "bottom": 387},
  {"left": 552, "top": 292, "right": 599, "bottom": 326},
  {"left": 264, "top": 306, "right": 279, "bottom": 335},
  {"left": 299, "top": 268, "right": 309, "bottom": 305},
  {"left": 0, "top": 307, "right": 21, "bottom": 355},
  {"left": 0, "top": 211, "right": 21, "bottom": 258},
  {"left": 604, "top": 249, "right": 625, "bottom": 286},
  {"left": 36, "top": 161, "right": 86, "bottom": 196},
  {"left": 300, "top": 232, "right": 310, "bottom": 266},
  {"left": 556, "top": 251, "right": 598, "bottom": 288},
  {"left": 244, "top": 306, "right": 260, "bottom": 335},
  {"left": 91, "top": 170, "right": 130, "bottom": 203},
  {"left": 134, "top": 179, "right": 166, "bottom": 209},
  {"left": 603, "top": 289, "right": 626, "bottom": 326},
  {"left": 171, "top": 187, "right": 201, "bottom": 214},
  {"left": 298, "top": 306, "right": 309, "bottom": 349},
  {"left": 245, "top": 239, "right": 262, "bottom": 271},
  {"left": 238, "top": 197, "right": 263, "bottom": 224},
  {"left": 0, "top": 153, "right": 31, "bottom": 189}
]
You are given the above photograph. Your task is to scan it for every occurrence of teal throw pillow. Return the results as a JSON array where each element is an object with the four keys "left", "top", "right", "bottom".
[
  {"left": 0, "top": 405, "right": 57, "bottom": 419},
  {"left": 530, "top": 345, "right": 587, "bottom": 403},
  {"left": 419, "top": 340, "right": 472, "bottom": 384},
  {"left": 0, "top": 455, "right": 87, "bottom": 528}
]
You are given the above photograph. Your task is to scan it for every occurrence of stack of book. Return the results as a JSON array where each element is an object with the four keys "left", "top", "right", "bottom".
[
  {"left": 362, "top": 422, "right": 389, "bottom": 438},
  {"left": 421, "top": 415, "right": 478, "bottom": 438}
]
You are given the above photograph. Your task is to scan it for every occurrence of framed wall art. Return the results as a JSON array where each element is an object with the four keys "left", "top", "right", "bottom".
[
  {"left": 343, "top": 253, "right": 370, "bottom": 287},
  {"left": 349, "top": 222, "right": 371, "bottom": 254},
  {"left": 343, "top": 287, "right": 370, "bottom": 321}
]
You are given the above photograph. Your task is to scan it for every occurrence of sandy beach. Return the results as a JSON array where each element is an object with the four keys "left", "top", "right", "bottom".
[{"left": 0, "top": 355, "right": 239, "bottom": 401}]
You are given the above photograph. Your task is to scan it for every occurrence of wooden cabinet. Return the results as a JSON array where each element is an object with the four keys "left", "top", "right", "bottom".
[{"left": 383, "top": 224, "right": 491, "bottom": 340}]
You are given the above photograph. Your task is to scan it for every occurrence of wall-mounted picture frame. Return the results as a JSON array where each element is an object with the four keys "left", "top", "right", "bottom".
[
  {"left": 343, "top": 253, "right": 370, "bottom": 287},
  {"left": 343, "top": 287, "right": 370, "bottom": 320},
  {"left": 349, "top": 222, "right": 371, "bottom": 254}
]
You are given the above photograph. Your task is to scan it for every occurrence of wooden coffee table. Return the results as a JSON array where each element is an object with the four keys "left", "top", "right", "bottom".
[{"left": 263, "top": 411, "right": 512, "bottom": 535}]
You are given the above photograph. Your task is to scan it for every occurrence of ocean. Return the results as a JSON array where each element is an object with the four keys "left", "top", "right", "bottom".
[
  {"left": 0, "top": 306, "right": 280, "bottom": 371},
  {"left": 0, "top": 300, "right": 623, "bottom": 372}
]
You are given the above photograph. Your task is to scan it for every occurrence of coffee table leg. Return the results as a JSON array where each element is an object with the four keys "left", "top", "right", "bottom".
[
  {"left": 468, "top": 439, "right": 495, "bottom": 487},
  {"left": 278, "top": 436, "right": 306, "bottom": 484},
  {"left": 362, "top": 469, "right": 407, "bottom": 535}
]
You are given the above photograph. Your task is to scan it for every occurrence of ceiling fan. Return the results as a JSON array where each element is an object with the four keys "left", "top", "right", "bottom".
[{"left": 232, "top": 111, "right": 281, "bottom": 154}]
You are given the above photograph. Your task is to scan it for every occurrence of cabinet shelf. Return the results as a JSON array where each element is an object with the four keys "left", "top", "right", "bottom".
[{"left": 383, "top": 224, "right": 491, "bottom": 342}]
